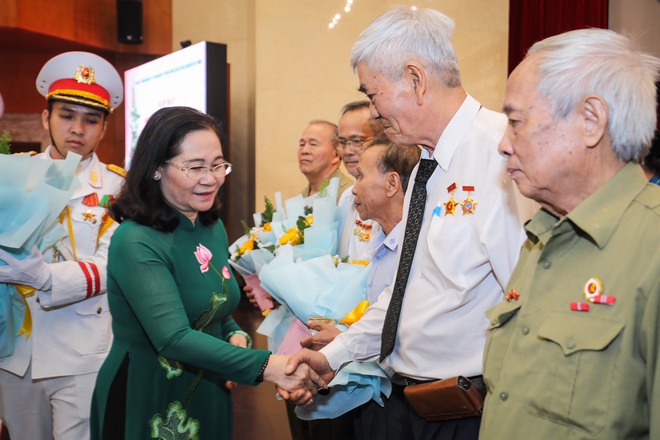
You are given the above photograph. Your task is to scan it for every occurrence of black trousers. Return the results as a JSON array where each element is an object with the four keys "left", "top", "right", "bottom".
[
  {"left": 354, "top": 384, "right": 481, "bottom": 440},
  {"left": 285, "top": 400, "right": 357, "bottom": 440}
]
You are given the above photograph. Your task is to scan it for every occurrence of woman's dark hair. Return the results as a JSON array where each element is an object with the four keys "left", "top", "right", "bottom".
[{"left": 110, "top": 106, "right": 225, "bottom": 231}]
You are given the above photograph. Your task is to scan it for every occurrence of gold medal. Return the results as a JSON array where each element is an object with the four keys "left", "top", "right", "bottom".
[
  {"left": 82, "top": 209, "right": 97, "bottom": 224},
  {"left": 583, "top": 278, "right": 602, "bottom": 301},
  {"left": 460, "top": 185, "right": 477, "bottom": 214},
  {"left": 583, "top": 277, "right": 616, "bottom": 305},
  {"left": 444, "top": 182, "right": 458, "bottom": 216},
  {"left": 354, "top": 219, "right": 373, "bottom": 242}
]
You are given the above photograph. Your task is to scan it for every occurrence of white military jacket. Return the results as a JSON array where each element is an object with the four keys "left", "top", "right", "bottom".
[{"left": 0, "top": 148, "right": 125, "bottom": 379}]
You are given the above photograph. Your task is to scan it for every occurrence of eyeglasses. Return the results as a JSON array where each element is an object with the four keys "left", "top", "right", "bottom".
[
  {"left": 338, "top": 138, "right": 373, "bottom": 151},
  {"left": 165, "top": 160, "right": 232, "bottom": 180}
]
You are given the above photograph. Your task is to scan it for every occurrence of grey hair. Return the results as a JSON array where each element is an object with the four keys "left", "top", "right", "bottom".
[
  {"left": 350, "top": 6, "right": 461, "bottom": 88},
  {"left": 528, "top": 28, "right": 660, "bottom": 162},
  {"left": 308, "top": 119, "right": 339, "bottom": 150}
]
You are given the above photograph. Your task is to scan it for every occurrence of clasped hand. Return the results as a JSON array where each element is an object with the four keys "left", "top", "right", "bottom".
[
  {"left": 275, "top": 349, "right": 336, "bottom": 406},
  {"left": 264, "top": 354, "right": 331, "bottom": 407}
]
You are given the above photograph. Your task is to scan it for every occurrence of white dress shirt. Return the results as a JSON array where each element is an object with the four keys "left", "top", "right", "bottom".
[{"left": 322, "top": 95, "right": 528, "bottom": 380}]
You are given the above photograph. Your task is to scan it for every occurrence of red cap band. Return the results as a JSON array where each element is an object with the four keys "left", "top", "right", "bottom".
[{"left": 47, "top": 78, "right": 111, "bottom": 110}]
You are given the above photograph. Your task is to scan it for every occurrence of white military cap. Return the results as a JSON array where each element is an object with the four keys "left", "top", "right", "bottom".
[{"left": 36, "top": 51, "right": 123, "bottom": 113}]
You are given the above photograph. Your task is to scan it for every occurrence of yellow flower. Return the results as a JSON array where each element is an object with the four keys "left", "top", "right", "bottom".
[
  {"left": 239, "top": 237, "right": 256, "bottom": 254},
  {"left": 279, "top": 226, "right": 302, "bottom": 246},
  {"left": 351, "top": 260, "right": 370, "bottom": 267},
  {"left": 263, "top": 222, "right": 272, "bottom": 232},
  {"left": 340, "top": 300, "right": 370, "bottom": 326},
  {"left": 305, "top": 214, "right": 314, "bottom": 226}
]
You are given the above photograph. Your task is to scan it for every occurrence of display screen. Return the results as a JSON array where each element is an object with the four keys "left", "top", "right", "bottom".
[{"left": 123, "top": 42, "right": 209, "bottom": 169}]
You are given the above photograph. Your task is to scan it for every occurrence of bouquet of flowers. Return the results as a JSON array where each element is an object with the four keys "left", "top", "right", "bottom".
[
  {"left": 256, "top": 241, "right": 372, "bottom": 354},
  {"left": 277, "top": 177, "right": 340, "bottom": 260},
  {"left": 228, "top": 194, "right": 286, "bottom": 314},
  {"left": 254, "top": 176, "right": 395, "bottom": 420},
  {"left": 0, "top": 148, "right": 82, "bottom": 357},
  {"left": 229, "top": 195, "right": 280, "bottom": 264},
  {"left": 259, "top": 246, "right": 370, "bottom": 324},
  {"left": 229, "top": 177, "right": 343, "bottom": 314},
  {"left": 258, "top": 247, "right": 392, "bottom": 419},
  {"left": 254, "top": 176, "right": 357, "bottom": 353}
]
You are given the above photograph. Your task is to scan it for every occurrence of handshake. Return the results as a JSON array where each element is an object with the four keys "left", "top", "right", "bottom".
[{"left": 267, "top": 349, "right": 334, "bottom": 407}]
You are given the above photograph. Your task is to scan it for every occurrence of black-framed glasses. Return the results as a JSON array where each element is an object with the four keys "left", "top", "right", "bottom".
[
  {"left": 165, "top": 160, "right": 232, "bottom": 180},
  {"left": 338, "top": 137, "right": 373, "bottom": 150}
]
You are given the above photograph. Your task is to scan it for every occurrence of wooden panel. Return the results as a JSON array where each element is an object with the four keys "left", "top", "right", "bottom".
[
  {"left": 141, "top": 0, "right": 173, "bottom": 55},
  {"left": 17, "top": 0, "right": 76, "bottom": 42},
  {"left": 0, "top": 44, "right": 72, "bottom": 113},
  {"left": 74, "top": 0, "right": 115, "bottom": 49},
  {"left": 0, "top": 0, "right": 17, "bottom": 27},
  {"left": 0, "top": 0, "right": 172, "bottom": 54}
]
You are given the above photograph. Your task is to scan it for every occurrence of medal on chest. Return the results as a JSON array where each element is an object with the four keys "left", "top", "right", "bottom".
[
  {"left": 444, "top": 182, "right": 458, "bottom": 216},
  {"left": 583, "top": 277, "right": 616, "bottom": 305},
  {"left": 571, "top": 277, "right": 617, "bottom": 312},
  {"left": 353, "top": 219, "right": 373, "bottom": 242},
  {"left": 460, "top": 185, "right": 477, "bottom": 215}
]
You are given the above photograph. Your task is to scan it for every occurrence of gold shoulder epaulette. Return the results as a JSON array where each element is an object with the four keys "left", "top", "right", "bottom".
[{"left": 107, "top": 164, "right": 127, "bottom": 177}]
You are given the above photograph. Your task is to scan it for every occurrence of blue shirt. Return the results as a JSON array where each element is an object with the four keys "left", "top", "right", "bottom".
[{"left": 365, "top": 222, "right": 402, "bottom": 304}]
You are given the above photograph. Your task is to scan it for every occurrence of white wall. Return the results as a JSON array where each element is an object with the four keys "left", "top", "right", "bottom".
[{"left": 609, "top": 0, "right": 660, "bottom": 59}]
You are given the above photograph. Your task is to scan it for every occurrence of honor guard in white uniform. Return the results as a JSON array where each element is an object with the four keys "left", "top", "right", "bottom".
[{"left": 0, "top": 51, "right": 125, "bottom": 440}]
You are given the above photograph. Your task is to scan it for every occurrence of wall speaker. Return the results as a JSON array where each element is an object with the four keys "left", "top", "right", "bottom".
[{"left": 117, "top": 0, "right": 143, "bottom": 44}]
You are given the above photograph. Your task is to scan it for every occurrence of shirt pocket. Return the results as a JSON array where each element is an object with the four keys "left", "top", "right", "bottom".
[
  {"left": 424, "top": 214, "right": 487, "bottom": 292},
  {"left": 73, "top": 299, "right": 112, "bottom": 355},
  {"left": 527, "top": 312, "right": 624, "bottom": 435},
  {"left": 486, "top": 300, "right": 522, "bottom": 331}
]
